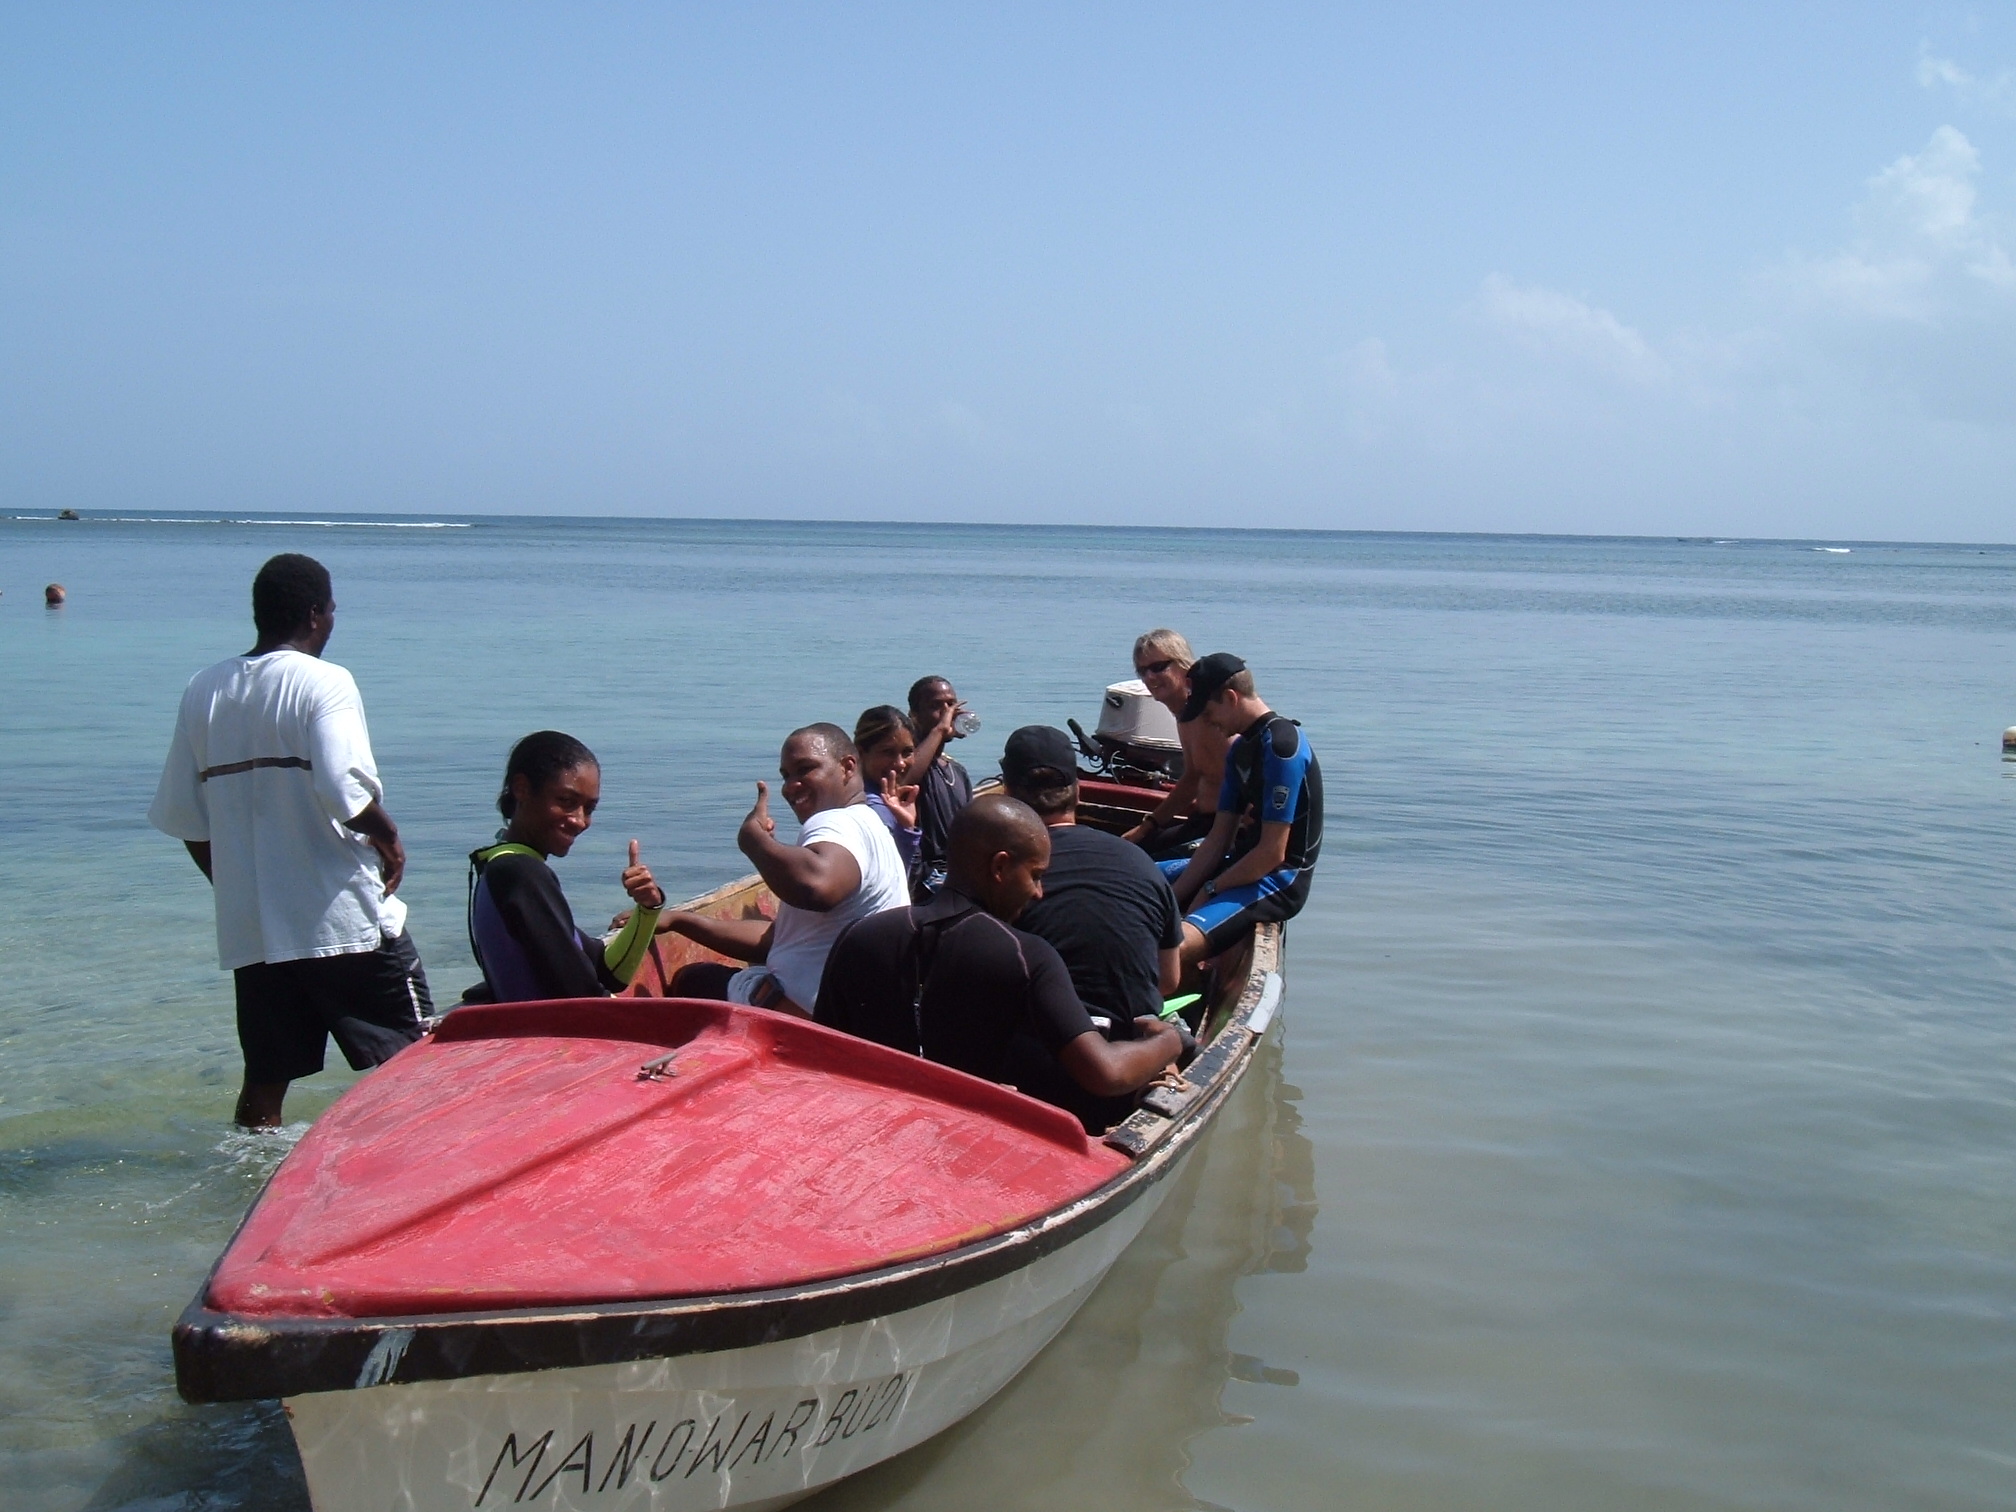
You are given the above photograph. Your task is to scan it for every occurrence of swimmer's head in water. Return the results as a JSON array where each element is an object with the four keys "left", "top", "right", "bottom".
[
  {"left": 499, "top": 730, "right": 600, "bottom": 857},
  {"left": 853, "top": 706, "right": 916, "bottom": 786},
  {"left": 947, "top": 795, "right": 1051, "bottom": 922},
  {"left": 780, "top": 724, "right": 861, "bottom": 821},
  {"left": 252, "top": 554, "right": 333, "bottom": 642}
]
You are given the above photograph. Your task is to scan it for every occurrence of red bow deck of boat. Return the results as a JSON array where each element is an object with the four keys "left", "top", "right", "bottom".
[{"left": 207, "top": 998, "right": 1129, "bottom": 1320}]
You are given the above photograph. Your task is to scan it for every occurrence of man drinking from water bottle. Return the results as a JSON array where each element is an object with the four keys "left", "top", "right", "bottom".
[{"left": 906, "top": 675, "right": 977, "bottom": 898}]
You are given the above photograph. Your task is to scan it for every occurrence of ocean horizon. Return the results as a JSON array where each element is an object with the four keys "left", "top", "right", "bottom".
[{"left": 13, "top": 504, "right": 2016, "bottom": 551}]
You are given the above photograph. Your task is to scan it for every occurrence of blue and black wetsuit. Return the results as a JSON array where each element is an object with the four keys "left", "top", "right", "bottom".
[
  {"left": 467, "top": 843, "right": 662, "bottom": 1003},
  {"left": 1159, "top": 713, "right": 1321, "bottom": 954}
]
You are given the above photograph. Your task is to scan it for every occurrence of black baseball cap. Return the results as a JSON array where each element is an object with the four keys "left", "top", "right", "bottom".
[
  {"left": 1000, "top": 725, "right": 1079, "bottom": 786},
  {"left": 1178, "top": 652, "right": 1247, "bottom": 722}
]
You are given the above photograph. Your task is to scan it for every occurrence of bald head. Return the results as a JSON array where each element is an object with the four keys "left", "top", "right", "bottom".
[
  {"left": 946, "top": 795, "right": 1052, "bottom": 920},
  {"left": 950, "top": 794, "right": 1048, "bottom": 869}
]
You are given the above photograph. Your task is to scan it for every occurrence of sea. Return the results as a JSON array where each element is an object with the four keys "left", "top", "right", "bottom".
[{"left": 2, "top": 513, "right": 2013, "bottom": 1512}]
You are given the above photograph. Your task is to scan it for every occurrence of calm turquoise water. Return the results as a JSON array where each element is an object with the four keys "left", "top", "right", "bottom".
[{"left": 3, "top": 515, "right": 2014, "bottom": 1511}]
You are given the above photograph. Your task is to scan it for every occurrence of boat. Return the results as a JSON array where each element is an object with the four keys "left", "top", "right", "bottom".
[{"left": 172, "top": 766, "right": 1287, "bottom": 1512}]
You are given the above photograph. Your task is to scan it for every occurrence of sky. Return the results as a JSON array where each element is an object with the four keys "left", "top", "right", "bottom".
[{"left": 4, "top": 4, "right": 2014, "bottom": 539}]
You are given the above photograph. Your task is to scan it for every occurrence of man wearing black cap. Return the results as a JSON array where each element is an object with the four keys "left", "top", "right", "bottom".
[
  {"left": 1160, "top": 653, "right": 1323, "bottom": 966},
  {"left": 999, "top": 726, "right": 1183, "bottom": 1028}
]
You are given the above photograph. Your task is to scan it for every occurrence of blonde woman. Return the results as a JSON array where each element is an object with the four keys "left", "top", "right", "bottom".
[{"left": 1121, "top": 628, "right": 1234, "bottom": 850}]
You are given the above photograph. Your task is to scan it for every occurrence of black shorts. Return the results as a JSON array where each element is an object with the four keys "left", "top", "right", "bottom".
[
  {"left": 668, "top": 961, "right": 739, "bottom": 1001},
  {"left": 233, "top": 932, "right": 432, "bottom": 1084},
  {"left": 1143, "top": 812, "right": 1215, "bottom": 861}
]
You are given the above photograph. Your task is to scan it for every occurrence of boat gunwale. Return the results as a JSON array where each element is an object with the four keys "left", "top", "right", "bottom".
[{"left": 171, "top": 893, "right": 1281, "bottom": 1404}]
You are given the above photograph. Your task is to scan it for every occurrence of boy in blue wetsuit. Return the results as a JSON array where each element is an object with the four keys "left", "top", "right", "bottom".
[{"left": 1159, "top": 654, "right": 1322, "bottom": 968}]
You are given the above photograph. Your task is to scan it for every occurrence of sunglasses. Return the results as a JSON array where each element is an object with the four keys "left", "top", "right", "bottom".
[{"left": 1135, "top": 658, "right": 1176, "bottom": 677}]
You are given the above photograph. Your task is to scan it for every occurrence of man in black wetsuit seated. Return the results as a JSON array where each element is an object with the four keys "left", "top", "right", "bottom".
[
  {"left": 998, "top": 725, "right": 1184, "bottom": 1030},
  {"left": 468, "top": 731, "right": 668, "bottom": 1003},
  {"left": 814, "top": 795, "right": 1185, "bottom": 1133}
]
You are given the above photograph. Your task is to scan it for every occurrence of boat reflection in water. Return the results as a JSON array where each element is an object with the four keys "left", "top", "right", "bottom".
[{"left": 812, "top": 1038, "right": 1317, "bottom": 1512}]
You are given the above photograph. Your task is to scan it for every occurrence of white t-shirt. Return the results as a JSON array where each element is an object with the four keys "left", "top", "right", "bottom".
[
  {"left": 148, "top": 649, "right": 405, "bottom": 970},
  {"left": 730, "top": 801, "right": 909, "bottom": 1010}
]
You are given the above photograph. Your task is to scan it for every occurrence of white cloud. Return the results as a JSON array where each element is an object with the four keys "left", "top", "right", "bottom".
[
  {"left": 1310, "top": 116, "right": 2016, "bottom": 511},
  {"left": 1916, "top": 50, "right": 2016, "bottom": 113},
  {"left": 1786, "top": 126, "right": 2016, "bottom": 320},
  {"left": 1867, "top": 125, "right": 1979, "bottom": 240},
  {"left": 1475, "top": 274, "right": 1667, "bottom": 383}
]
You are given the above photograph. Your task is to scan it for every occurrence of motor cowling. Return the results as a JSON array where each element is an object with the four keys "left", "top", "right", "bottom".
[
  {"left": 1085, "top": 680, "right": 1184, "bottom": 783},
  {"left": 1096, "top": 680, "right": 1180, "bottom": 750}
]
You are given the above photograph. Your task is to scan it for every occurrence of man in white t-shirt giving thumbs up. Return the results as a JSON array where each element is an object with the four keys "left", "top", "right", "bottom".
[{"left": 653, "top": 723, "right": 910, "bottom": 1016}]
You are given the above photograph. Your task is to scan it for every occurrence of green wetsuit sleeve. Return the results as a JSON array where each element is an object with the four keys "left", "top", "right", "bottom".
[{"left": 602, "top": 904, "right": 663, "bottom": 987}]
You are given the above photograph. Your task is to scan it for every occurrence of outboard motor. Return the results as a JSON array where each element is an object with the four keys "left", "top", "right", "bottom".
[{"left": 1069, "top": 680, "right": 1185, "bottom": 785}]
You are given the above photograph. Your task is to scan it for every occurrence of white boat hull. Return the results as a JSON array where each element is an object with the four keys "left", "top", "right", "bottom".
[{"left": 285, "top": 1174, "right": 1175, "bottom": 1512}]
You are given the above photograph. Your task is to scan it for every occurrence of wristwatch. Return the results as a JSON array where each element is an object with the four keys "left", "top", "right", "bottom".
[{"left": 1202, "top": 880, "right": 1218, "bottom": 900}]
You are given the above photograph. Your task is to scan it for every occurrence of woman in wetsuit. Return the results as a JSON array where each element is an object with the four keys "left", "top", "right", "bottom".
[{"left": 467, "top": 730, "right": 667, "bottom": 1002}]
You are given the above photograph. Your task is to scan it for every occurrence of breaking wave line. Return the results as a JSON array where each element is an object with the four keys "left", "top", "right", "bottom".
[{"left": 9, "top": 516, "right": 471, "bottom": 528}]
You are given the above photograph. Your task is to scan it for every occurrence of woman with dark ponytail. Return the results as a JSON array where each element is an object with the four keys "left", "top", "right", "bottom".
[
  {"left": 853, "top": 705, "right": 924, "bottom": 895},
  {"left": 467, "top": 731, "right": 667, "bottom": 1002}
]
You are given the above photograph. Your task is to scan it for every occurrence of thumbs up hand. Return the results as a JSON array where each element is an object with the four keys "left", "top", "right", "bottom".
[
  {"left": 738, "top": 780, "right": 777, "bottom": 854},
  {"left": 621, "top": 838, "right": 666, "bottom": 910}
]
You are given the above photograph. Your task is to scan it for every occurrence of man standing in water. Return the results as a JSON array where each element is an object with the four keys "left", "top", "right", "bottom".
[{"left": 149, "top": 554, "right": 430, "bottom": 1128}]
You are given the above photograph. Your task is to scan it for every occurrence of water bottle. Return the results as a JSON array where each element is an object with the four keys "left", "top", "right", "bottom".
[{"left": 952, "top": 711, "right": 981, "bottom": 738}]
